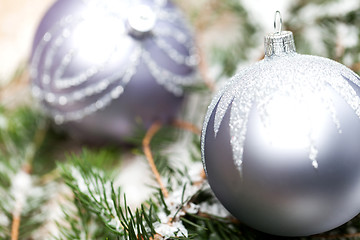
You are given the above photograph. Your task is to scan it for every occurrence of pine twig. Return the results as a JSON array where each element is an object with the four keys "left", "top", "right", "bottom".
[
  {"left": 10, "top": 119, "right": 48, "bottom": 240},
  {"left": 350, "top": 62, "right": 360, "bottom": 72},
  {"left": 10, "top": 182, "right": 24, "bottom": 240},
  {"left": 10, "top": 168, "right": 32, "bottom": 240},
  {"left": 142, "top": 122, "right": 169, "bottom": 198},
  {"left": 11, "top": 208, "right": 22, "bottom": 240},
  {"left": 172, "top": 119, "right": 201, "bottom": 136}
]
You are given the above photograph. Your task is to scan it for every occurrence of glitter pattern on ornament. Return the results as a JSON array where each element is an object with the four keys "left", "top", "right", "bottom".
[
  {"left": 202, "top": 17, "right": 360, "bottom": 175},
  {"left": 30, "top": 0, "right": 198, "bottom": 125},
  {"left": 205, "top": 52, "right": 360, "bottom": 173}
]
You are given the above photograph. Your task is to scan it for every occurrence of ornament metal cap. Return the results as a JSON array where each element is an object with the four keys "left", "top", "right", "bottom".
[
  {"left": 264, "top": 11, "right": 296, "bottom": 57},
  {"left": 127, "top": 5, "right": 157, "bottom": 38}
]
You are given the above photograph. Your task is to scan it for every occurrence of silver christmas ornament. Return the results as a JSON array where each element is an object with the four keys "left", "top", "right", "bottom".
[
  {"left": 201, "top": 12, "right": 360, "bottom": 236},
  {"left": 30, "top": 0, "right": 198, "bottom": 143}
]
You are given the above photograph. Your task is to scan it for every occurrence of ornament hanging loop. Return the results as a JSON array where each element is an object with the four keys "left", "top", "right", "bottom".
[
  {"left": 274, "top": 11, "right": 282, "bottom": 34},
  {"left": 264, "top": 11, "right": 296, "bottom": 57}
]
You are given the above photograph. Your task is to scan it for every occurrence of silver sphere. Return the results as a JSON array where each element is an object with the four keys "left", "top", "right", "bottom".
[
  {"left": 30, "top": 0, "right": 198, "bottom": 144},
  {"left": 201, "top": 31, "right": 360, "bottom": 236}
]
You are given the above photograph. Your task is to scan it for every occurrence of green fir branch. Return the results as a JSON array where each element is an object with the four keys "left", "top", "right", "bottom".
[
  {"left": 59, "top": 152, "right": 161, "bottom": 239},
  {"left": 0, "top": 106, "right": 53, "bottom": 239},
  {"left": 286, "top": 0, "right": 360, "bottom": 75}
]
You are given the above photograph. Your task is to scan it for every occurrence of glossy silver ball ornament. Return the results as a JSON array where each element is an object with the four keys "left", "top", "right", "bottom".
[
  {"left": 30, "top": 0, "right": 198, "bottom": 143},
  {"left": 201, "top": 13, "right": 360, "bottom": 237}
]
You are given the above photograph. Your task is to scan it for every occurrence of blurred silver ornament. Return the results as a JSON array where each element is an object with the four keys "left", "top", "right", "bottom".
[
  {"left": 30, "top": 0, "right": 198, "bottom": 143},
  {"left": 201, "top": 12, "right": 360, "bottom": 236}
]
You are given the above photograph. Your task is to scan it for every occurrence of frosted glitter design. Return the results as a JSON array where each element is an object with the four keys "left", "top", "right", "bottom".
[
  {"left": 30, "top": 0, "right": 198, "bottom": 124},
  {"left": 201, "top": 80, "right": 233, "bottom": 174},
  {"left": 202, "top": 53, "right": 360, "bottom": 176}
]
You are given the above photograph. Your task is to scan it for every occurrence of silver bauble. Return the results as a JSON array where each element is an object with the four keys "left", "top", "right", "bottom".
[
  {"left": 30, "top": 0, "right": 197, "bottom": 144},
  {"left": 201, "top": 21, "right": 360, "bottom": 236}
]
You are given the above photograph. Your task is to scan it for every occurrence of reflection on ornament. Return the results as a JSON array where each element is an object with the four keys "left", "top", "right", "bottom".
[
  {"left": 30, "top": 0, "right": 198, "bottom": 142},
  {"left": 202, "top": 11, "right": 360, "bottom": 236}
]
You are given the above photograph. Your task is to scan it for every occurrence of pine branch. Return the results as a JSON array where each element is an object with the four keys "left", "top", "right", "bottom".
[
  {"left": 56, "top": 196, "right": 116, "bottom": 240},
  {"left": 59, "top": 144, "right": 248, "bottom": 239},
  {"left": 59, "top": 152, "right": 162, "bottom": 239},
  {"left": 3, "top": 105, "right": 360, "bottom": 240},
  {"left": 286, "top": 0, "right": 360, "bottom": 75},
  {"left": 0, "top": 106, "right": 54, "bottom": 239}
]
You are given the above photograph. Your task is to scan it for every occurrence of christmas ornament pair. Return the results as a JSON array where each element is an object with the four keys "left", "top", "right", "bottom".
[
  {"left": 30, "top": 0, "right": 197, "bottom": 143},
  {"left": 31, "top": 0, "right": 360, "bottom": 237}
]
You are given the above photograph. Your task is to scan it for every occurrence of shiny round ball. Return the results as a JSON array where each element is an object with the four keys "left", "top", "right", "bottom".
[
  {"left": 201, "top": 52, "right": 360, "bottom": 236},
  {"left": 30, "top": 0, "right": 197, "bottom": 144}
]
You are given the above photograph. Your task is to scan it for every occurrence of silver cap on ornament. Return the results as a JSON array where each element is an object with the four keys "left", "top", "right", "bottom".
[
  {"left": 264, "top": 11, "right": 296, "bottom": 57},
  {"left": 127, "top": 5, "right": 157, "bottom": 38}
]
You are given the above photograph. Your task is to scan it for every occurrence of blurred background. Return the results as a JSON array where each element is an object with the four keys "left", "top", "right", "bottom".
[
  {"left": 1, "top": 0, "right": 360, "bottom": 87},
  {"left": 0, "top": 0, "right": 54, "bottom": 85},
  {"left": 2, "top": 0, "right": 360, "bottom": 83}
]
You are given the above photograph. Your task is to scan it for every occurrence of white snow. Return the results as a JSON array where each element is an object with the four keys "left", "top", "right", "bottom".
[
  {"left": 0, "top": 213, "right": 9, "bottom": 229},
  {"left": 0, "top": 115, "right": 8, "bottom": 130},
  {"left": 153, "top": 220, "right": 188, "bottom": 239},
  {"left": 71, "top": 166, "right": 123, "bottom": 232},
  {"left": 113, "top": 155, "right": 157, "bottom": 209},
  {"left": 11, "top": 170, "right": 33, "bottom": 216}
]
